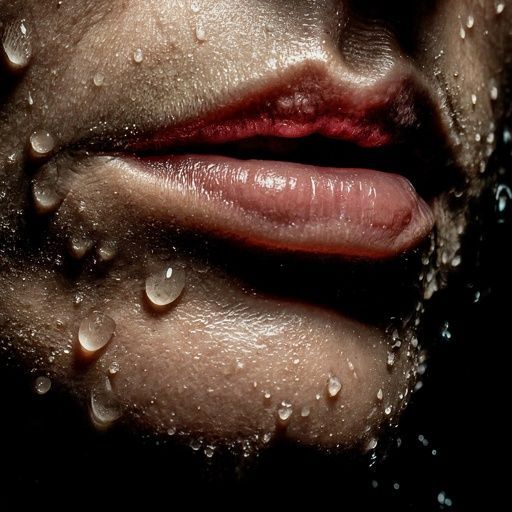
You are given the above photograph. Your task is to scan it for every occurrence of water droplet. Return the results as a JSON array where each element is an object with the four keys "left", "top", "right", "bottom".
[
  {"left": 1, "top": 19, "right": 32, "bottom": 68},
  {"left": 490, "top": 83, "right": 499, "bottom": 101},
  {"left": 384, "top": 406, "right": 392, "bottom": 415},
  {"left": 97, "top": 240, "right": 117, "bottom": 262},
  {"left": 191, "top": 1, "right": 201, "bottom": 13},
  {"left": 32, "top": 163, "right": 62, "bottom": 214},
  {"left": 30, "top": 130, "right": 55, "bottom": 156},
  {"left": 471, "top": 94, "right": 477, "bottom": 105},
  {"left": 327, "top": 375, "right": 342, "bottom": 398},
  {"left": 263, "top": 391, "right": 271, "bottom": 400},
  {"left": 34, "top": 376, "right": 51, "bottom": 395},
  {"left": 133, "top": 48, "right": 144, "bottom": 63},
  {"left": 195, "top": 24, "right": 206, "bottom": 42},
  {"left": 367, "top": 438, "right": 378, "bottom": 450},
  {"left": 93, "top": 72, "right": 104, "bottom": 87},
  {"left": 167, "top": 425, "right": 177, "bottom": 436},
  {"left": 108, "top": 361, "right": 120, "bottom": 375},
  {"left": 437, "top": 491, "right": 453, "bottom": 507},
  {"left": 466, "top": 15, "right": 474, "bottom": 29},
  {"left": 377, "top": 388, "right": 383, "bottom": 401},
  {"left": 496, "top": 3, "right": 505, "bottom": 14},
  {"left": 145, "top": 265, "right": 186, "bottom": 307},
  {"left": 204, "top": 445, "right": 215, "bottom": 458},
  {"left": 300, "top": 405, "right": 311, "bottom": 417},
  {"left": 190, "top": 438, "right": 202, "bottom": 451},
  {"left": 262, "top": 432, "right": 272, "bottom": 444},
  {"left": 90, "top": 377, "right": 122, "bottom": 428},
  {"left": 27, "top": 91, "right": 34, "bottom": 105},
  {"left": 69, "top": 236, "right": 93, "bottom": 260},
  {"left": 496, "top": 183, "right": 512, "bottom": 223},
  {"left": 451, "top": 255, "right": 462, "bottom": 267},
  {"left": 441, "top": 322, "right": 452, "bottom": 341},
  {"left": 387, "top": 352, "right": 395, "bottom": 367},
  {"left": 277, "top": 401, "right": 293, "bottom": 422},
  {"left": 459, "top": 27, "right": 466, "bottom": 39},
  {"left": 78, "top": 311, "right": 116, "bottom": 353}
]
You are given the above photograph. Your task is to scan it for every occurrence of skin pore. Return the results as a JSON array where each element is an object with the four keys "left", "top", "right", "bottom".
[{"left": 0, "top": 0, "right": 511, "bottom": 467}]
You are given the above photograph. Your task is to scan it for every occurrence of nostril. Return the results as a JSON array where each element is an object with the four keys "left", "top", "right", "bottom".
[{"left": 345, "top": 0, "right": 438, "bottom": 57}]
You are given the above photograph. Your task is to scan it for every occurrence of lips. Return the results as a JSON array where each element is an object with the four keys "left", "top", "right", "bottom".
[{"left": 71, "top": 68, "right": 442, "bottom": 259}]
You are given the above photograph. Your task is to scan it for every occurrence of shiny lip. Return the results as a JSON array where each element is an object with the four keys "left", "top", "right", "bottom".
[{"left": 77, "top": 67, "right": 452, "bottom": 259}]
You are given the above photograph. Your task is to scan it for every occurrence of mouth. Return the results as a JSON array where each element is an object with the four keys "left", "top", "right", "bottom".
[{"left": 76, "top": 68, "right": 453, "bottom": 261}]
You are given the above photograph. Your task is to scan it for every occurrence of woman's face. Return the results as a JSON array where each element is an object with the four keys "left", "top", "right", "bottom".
[{"left": 0, "top": 0, "right": 510, "bottom": 454}]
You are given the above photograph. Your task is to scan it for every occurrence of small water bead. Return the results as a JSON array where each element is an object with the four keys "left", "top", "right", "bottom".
[
  {"left": 466, "top": 15, "right": 474, "bottom": 29},
  {"left": 204, "top": 445, "right": 215, "bottom": 458},
  {"left": 145, "top": 265, "right": 186, "bottom": 307},
  {"left": 277, "top": 401, "right": 293, "bottom": 422},
  {"left": 327, "top": 375, "right": 342, "bottom": 398},
  {"left": 27, "top": 91, "right": 34, "bottom": 106},
  {"left": 93, "top": 72, "right": 104, "bottom": 86},
  {"left": 377, "top": 388, "right": 383, "bottom": 401},
  {"left": 32, "top": 164, "right": 62, "bottom": 214},
  {"left": 167, "top": 425, "right": 177, "bottom": 436},
  {"left": 133, "top": 48, "right": 144, "bottom": 63},
  {"left": 34, "top": 376, "right": 51, "bottom": 395},
  {"left": 300, "top": 405, "right": 311, "bottom": 418},
  {"left": 30, "top": 130, "right": 55, "bottom": 156},
  {"left": 90, "top": 377, "right": 123, "bottom": 427},
  {"left": 471, "top": 94, "right": 477, "bottom": 106},
  {"left": 78, "top": 311, "right": 116, "bottom": 353},
  {"left": 263, "top": 391, "right": 271, "bottom": 400},
  {"left": 496, "top": 184, "right": 512, "bottom": 223},
  {"left": 97, "top": 240, "right": 117, "bottom": 262},
  {"left": 496, "top": 2, "right": 505, "bottom": 14},
  {"left": 108, "top": 361, "right": 120, "bottom": 375},
  {"left": 190, "top": 438, "right": 202, "bottom": 451},
  {"left": 459, "top": 27, "right": 466, "bottom": 39},
  {"left": 195, "top": 24, "right": 207, "bottom": 42},
  {"left": 367, "top": 438, "right": 378, "bottom": 451},
  {"left": 490, "top": 83, "right": 499, "bottom": 101},
  {"left": 387, "top": 352, "right": 395, "bottom": 367},
  {"left": 69, "top": 236, "right": 93, "bottom": 260},
  {"left": 190, "top": 1, "right": 201, "bottom": 13},
  {"left": 384, "top": 406, "right": 392, "bottom": 415},
  {"left": 2, "top": 19, "right": 32, "bottom": 68}
]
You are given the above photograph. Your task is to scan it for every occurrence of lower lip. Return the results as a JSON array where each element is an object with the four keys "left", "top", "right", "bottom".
[{"left": 127, "top": 154, "right": 434, "bottom": 259}]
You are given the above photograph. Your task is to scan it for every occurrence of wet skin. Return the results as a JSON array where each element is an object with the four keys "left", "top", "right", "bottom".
[{"left": 0, "top": 0, "right": 511, "bottom": 457}]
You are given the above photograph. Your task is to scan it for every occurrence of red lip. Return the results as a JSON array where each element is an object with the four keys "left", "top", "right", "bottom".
[{"left": 99, "top": 68, "right": 438, "bottom": 259}]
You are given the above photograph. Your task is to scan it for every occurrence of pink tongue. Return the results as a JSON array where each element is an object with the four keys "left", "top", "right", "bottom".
[{"left": 143, "top": 154, "right": 434, "bottom": 259}]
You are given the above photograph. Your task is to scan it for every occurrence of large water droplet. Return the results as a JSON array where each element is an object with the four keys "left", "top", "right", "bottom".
[
  {"left": 30, "top": 130, "right": 55, "bottom": 156},
  {"left": 466, "top": 15, "right": 474, "bottom": 29},
  {"left": 78, "top": 311, "right": 116, "bottom": 353},
  {"left": 327, "top": 375, "right": 342, "bottom": 398},
  {"left": 496, "top": 2, "right": 505, "bottom": 14},
  {"left": 2, "top": 19, "right": 32, "bottom": 68},
  {"left": 277, "top": 401, "right": 293, "bottom": 422},
  {"left": 145, "top": 265, "right": 186, "bottom": 307},
  {"left": 90, "top": 377, "right": 122, "bottom": 428},
  {"left": 34, "top": 376, "right": 51, "bottom": 395},
  {"left": 32, "top": 163, "right": 62, "bottom": 214}
]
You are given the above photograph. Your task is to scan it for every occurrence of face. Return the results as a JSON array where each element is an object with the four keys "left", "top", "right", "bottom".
[{"left": 0, "top": 0, "right": 510, "bottom": 460}]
